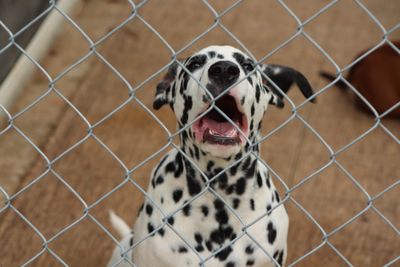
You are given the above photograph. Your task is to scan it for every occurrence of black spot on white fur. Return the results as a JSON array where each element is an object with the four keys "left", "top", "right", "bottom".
[
  {"left": 201, "top": 205, "right": 209, "bottom": 217},
  {"left": 145, "top": 204, "right": 153, "bottom": 216},
  {"left": 273, "top": 250, "right": 284, "bottom": 266},
  {"left": 173, "top": 189, "right": 183, "bottom": 203},
  {"left": 267, "top": 221, "right": 277, "bottom": 244},
  {"left": 245, "top": 245, "right": 254, "bottom": 254}
]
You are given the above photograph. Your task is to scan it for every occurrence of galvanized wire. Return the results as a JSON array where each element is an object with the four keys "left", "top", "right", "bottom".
[{"left": 0, "top": 0, "right": 399, "bottom": 266}]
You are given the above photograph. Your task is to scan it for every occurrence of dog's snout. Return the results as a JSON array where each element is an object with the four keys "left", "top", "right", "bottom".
[{"left": 208, "top": 61, "right": 240, "bottom": 93}]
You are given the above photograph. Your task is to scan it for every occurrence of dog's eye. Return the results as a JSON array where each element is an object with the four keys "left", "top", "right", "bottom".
[
  {"left": 242, "top": 63, "right": 254, "bottom": 72},
  {"left": 187, "top": 61, "right": 202, "bottom": 71}
]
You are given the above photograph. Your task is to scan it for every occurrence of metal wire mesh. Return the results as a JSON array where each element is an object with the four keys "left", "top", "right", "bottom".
[{"left": 0, "top": 0, "right": 399, "bottom": 266}]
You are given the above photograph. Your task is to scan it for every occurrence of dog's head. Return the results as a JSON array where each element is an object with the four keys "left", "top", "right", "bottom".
[{"left": 154, "top": 45, "right": 315, "bottom": 159}]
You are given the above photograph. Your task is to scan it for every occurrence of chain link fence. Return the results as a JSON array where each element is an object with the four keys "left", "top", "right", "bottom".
[{"left": 0, "top": 0, "right": 399, "bottom": 266}]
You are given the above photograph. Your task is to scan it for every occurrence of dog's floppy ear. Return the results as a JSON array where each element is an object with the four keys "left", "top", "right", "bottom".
[
  {"left": 153, "top": 61, "right": 179, "bottom": 110},
  {"left": 261, "top": 64, "right": 315, "bottom": 108}
]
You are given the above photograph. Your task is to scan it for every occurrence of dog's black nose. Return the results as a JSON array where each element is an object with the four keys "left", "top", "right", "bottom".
[{"left": 208, "top": 61, "right": 240, "bottom": 94}]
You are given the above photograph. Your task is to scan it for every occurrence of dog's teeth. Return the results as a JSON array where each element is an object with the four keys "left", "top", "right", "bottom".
[{"left": 225, "top": 128, "right": 237, "bottom": 137}]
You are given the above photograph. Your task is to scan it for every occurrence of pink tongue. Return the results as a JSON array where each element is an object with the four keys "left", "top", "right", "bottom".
[{"left": 201, "top": 117, "right": 238, "bottom": 137}]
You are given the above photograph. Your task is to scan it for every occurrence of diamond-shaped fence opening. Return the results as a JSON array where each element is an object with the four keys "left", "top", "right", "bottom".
[{"left": 0, "top": 0, "right": 399, "bottom": 266}]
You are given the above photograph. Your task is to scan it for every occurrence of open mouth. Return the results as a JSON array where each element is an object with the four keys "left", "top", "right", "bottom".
[{"left": 193, "top": 95, "right": 248, "bottom": 146}]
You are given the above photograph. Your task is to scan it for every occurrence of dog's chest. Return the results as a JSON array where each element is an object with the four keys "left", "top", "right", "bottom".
[{"left": 131, "top": 150, "right": 288, "bottom": 267}]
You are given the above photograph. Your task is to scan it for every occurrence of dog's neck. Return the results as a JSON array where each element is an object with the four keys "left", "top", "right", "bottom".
[{"left": 175, "top": 129, "right": 264, "bottom": 196}]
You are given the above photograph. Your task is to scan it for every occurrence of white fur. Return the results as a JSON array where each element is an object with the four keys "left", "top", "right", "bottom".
[{"left": 109, "top": 211, "right": 131, "bottom": 238}]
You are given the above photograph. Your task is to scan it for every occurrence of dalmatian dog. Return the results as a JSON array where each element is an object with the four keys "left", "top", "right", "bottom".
[{"left": 108, "top": 45, "right": 315, "bottom": 267}]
